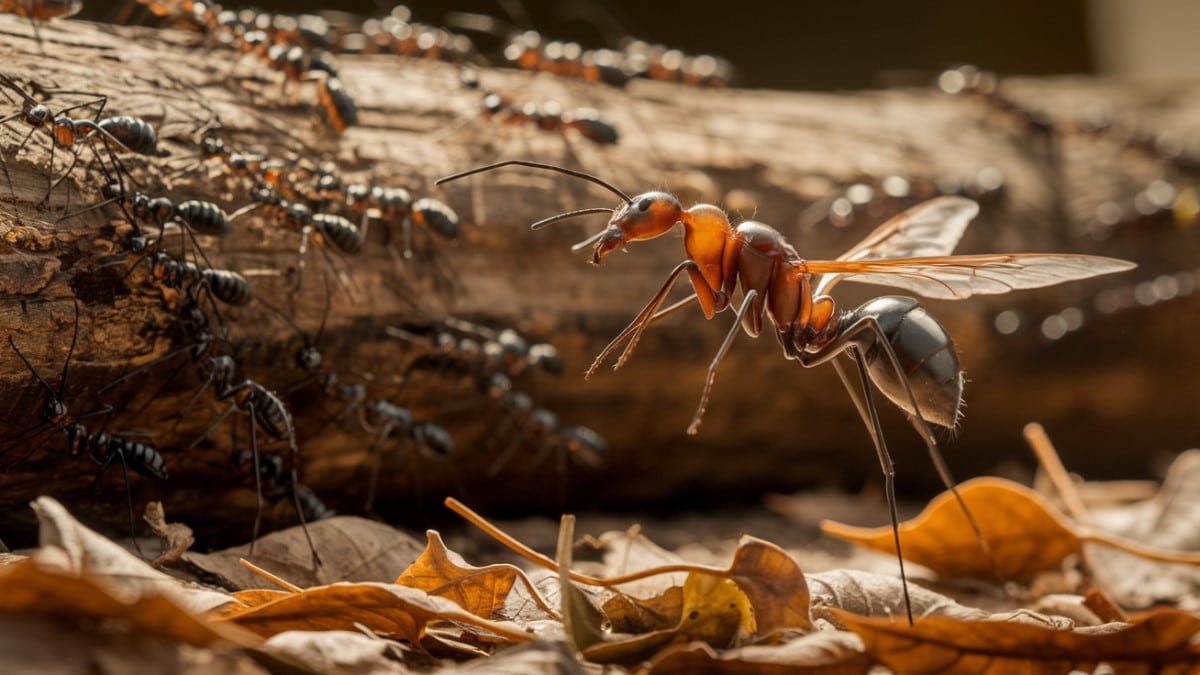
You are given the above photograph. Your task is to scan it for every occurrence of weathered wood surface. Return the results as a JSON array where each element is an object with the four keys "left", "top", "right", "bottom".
[{"left": 0, "top": 15, "right": 1197, "bottom": 547}]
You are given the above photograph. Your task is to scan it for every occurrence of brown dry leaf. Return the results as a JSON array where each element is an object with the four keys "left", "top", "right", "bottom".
[
  {"left": 0, "top": 614, "right": 270, "bottom": 675},
  {"left": 186, "top": 517, "right": 424, "bottom": 590},
  {"left": 726, "top": 535, "right": 814, "bottom": 635},
  {"left": 396, "top": 530, "right": 555, "bottom": 621},
  {"left": 603, "top": 585, "right": 684, "bottom": 633},
  {"left": 808, "top": 570, "right": 988, "bottom": 621},
  {"left": 143, "top": 501, "right": 195, "bottom": 567},
  {"left": 260, "top": 630, "right": 410, "bottom": 674},
  {"left": 820, "top": 478, "right": 1081, "bottom": 581},
  {"left": 638, "top": 633, "right": 871, "bottom": 675},
  {"left": 832, "top": 606, "right": 1200, "bottom": 675},
  {"left": 31, "top": 496, "right": 234, "bottom": 614},
  {"left": 0, "top": 560, "right": 256, "bottom": 648},
  {"left": 440, "top": 640, "right": 587, "bottom": 674},
  {"left": 213, "top": 581, "right": 535, "bottom": 645}
]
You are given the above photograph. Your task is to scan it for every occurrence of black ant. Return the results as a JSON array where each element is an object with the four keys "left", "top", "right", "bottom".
[
  {"left": 479, "top": 91, "right": 618, "bottom": 146},
  {"left": 487, "top": 397, "right": 605, "bottom": 477},
  {"left": 438, "top": 159, "right": 1137, "bottom": 623},
  {"left": 338, "top": 181, "right": 460, "bottom": 261},
  {"left": 143, "top": 250, "right": 253, "bottom": 307},
  {"left": 6, "top": 307, "right": 167, "bottom": 549},
  {"left": 229, "top": 187, "right": 362, "bottom": 295},
  {"left": 345, "top": 6, "right": 475, "bottom": 63},
  {"left": 257, "top": 291, "right": 367, "bottom": 420},
  {"left": 179, "top": 349, "right": 320, "bottom": 565},
  {"left": 358, "top": 398, "right": 453, "bottom": 514},
  {"left": 387, "top": 319, "right": 561, "bottom": 393},
  {"left": 234, "top": 450, "right": 336, "bottom": 524}
]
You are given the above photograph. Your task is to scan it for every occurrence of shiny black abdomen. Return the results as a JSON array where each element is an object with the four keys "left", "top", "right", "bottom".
[{"left": 847, "top": 295, "right": 963, "bottom": 428}]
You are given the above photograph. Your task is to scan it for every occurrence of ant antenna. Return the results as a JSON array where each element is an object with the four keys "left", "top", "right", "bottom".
[
  {"left": 8, "top": 335, "right": 57, "bottom": 398},
  {"left": 530, "top": 207, "right": 613, "bottom": 230},
  {"left": 59, "top": 300, "right": 80, "bottom": 397},
  {"left": 436, "top": 160, "right": 633, "bottom": 204}
]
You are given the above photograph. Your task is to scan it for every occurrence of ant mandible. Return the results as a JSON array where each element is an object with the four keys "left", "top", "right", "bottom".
[{"left": 437, "top": 159, "right": 1137, "bottom": 623}]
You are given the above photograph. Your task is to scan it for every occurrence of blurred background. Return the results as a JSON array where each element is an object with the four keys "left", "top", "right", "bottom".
[{"left": 90, "top": 0, "right": 1200, "bottom": 89}]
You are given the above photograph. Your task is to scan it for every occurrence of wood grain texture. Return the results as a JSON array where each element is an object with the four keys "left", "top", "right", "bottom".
[{"left": 0, "top": 15, "right": 1196, "bottom": 547}]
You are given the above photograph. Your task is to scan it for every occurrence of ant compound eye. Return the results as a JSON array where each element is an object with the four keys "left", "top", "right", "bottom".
[{"left": 638, "top": 197, "right": 653, "bottom": 212}]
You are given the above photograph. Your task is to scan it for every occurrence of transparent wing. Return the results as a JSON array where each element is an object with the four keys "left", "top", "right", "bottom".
[
  {"left": 801, "top": 254, "right": 1137, "bottom": 301},
  {"left": 814, "top": 196, "right": 980, "bottom": 295}
]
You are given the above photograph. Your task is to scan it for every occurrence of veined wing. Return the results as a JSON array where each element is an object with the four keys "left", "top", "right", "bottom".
[
  {"left": 801, "top": 254, "right": 1137, "bottom": 301},
  {"left": 813, "top": 196, "right": 980, "bottom": 295}
]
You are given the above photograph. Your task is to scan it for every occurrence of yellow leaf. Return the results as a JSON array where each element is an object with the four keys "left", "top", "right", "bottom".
[{"left": 396, "top": 530, "right": 519, "bottom": 619}]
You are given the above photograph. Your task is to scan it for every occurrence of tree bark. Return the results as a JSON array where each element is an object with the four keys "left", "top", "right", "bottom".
[{"left": 0, "top": 15, "right": 1197, "bottom": 547}]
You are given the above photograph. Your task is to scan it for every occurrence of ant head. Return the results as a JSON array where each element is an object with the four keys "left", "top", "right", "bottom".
[
  {"left": 100, "top": 182, "right": 123, "bottom": 200},
  {"left": 297, "top": 345, "right": 323, "bottom": 371},
  {"left": 25, "top": 104, "right": 52, "bottom": 126},
  {"left": 42, "top": 398, "right": 68, "bottom": 423},
  {"left": 591, "top": 191, "right": 683, "bottom": 265}
]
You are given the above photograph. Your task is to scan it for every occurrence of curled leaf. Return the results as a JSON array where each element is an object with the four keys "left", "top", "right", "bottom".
[{"left": 396, "top": 530, "right": 556, "bottom": 621}]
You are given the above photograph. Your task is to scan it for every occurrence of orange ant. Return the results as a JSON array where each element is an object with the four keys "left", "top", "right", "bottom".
[
  {"left": 438, "top": 159, "right": 1137, "bottom": 622},
  {"left": 0, "top": 0, "right": 82, "bottom": 51}
]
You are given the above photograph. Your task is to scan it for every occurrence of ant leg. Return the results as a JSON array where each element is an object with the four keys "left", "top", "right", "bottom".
[
  {"left": 363, "top": 422, "right": 393, "bottom": 513},
  {"left": 686, "top": 289, "right": 758, "bottom": 435},
  {"left": 829, "top": 352, "right": 912, "bottom": 625},
  {"left": 245, "top": 410, "right": 262, "bottom": 558},
  {"left": 487, "top": 425, "right": 527, "bottom": 477},
  {"left": 187, "top": 404, "right": 236, "bottom": 450},
  {"left": 93, "top": 447, "right": 146, "bottom": 557},
  {"left": 587, "top": 260, "right": 701, "bottom": 378},
  {"left": 402, "top": 214, "right": 414, "bottom": 260},
  {"left": 801, "top": 319, "right": 991, "bottom": 575}
]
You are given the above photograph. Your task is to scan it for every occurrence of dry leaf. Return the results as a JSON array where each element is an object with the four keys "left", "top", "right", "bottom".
[
  {"left": 832, "top": 606, "right": 1200, "bottom": 675},
  {"left": 143, "top": 501, "right": 195, "bottom": 567},
  {"left": 213, "top": 581, "right": 534, "bottom": 645},
  {"left": 821, "top": 478, "right": 1081, "bottom": 581},
  {"left": 603, "top": 586, "right": 684, "bottom": 633},
  {"left": 441, "top": 640, "right": 587, "bottom": 674},
  {"left": 31, "top": 496, "right": 233, "bottom": 614},
  {"left": 396, "top": 530, "right": 555, "bottom": 621},
  {"left": 260, "top": 630, "right": 409, "bottom": 674},
  {"left": 639, "top": 633, "right": 872, "bottom": 675},
  {"left": 186, "top": 517, "right": 424, "bottom": 590},
  {"left": 581, "top": 572, "right": 753, "bottom": 665},
  {"left": 726, "top": 535, "right": 814, "bottom": 635},
  {"left": 0, "top": 560, "right": 255, "bottom": 647},
  {"left": 0, "top": 614, "right": 270, "bottom": 675},
  {"left": 808, "top": 569, "right": 988, "bottom": 621}
]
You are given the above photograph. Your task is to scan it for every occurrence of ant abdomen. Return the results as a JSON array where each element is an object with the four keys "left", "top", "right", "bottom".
[{"left": 850, "top": 295, "right": 963, "bottom": 429}]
